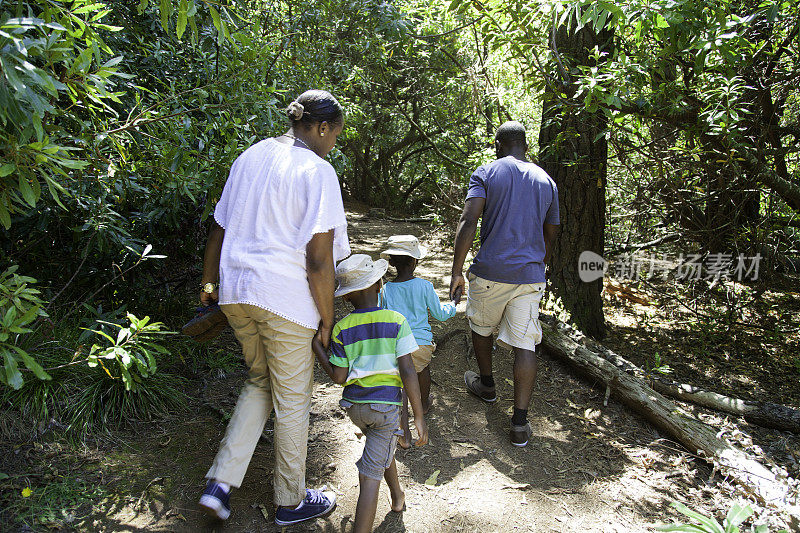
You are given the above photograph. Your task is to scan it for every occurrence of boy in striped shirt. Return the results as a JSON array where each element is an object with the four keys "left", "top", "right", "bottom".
[{"left": 313, "top": 254, "right": 428, "bottom": 533}]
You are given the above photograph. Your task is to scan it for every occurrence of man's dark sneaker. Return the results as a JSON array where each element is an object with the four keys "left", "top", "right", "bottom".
[
  {"left": 199, "top": 481, "right": 231, "bottom": 520},
  {"left": 464, "top": 370, "right": 497, "bottom": 403},
  {"left": 274, "top": 488, "right": 337, "bottom": 526},
  {"left": 510, "top": 422, "right": 532, "bottom": 447}
]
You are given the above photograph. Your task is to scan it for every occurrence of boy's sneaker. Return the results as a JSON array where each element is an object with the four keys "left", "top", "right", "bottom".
[
  {"left": 199, "top": 481, "right": 231, "bottom": 520},
  {"left": 510, "top": 422, "right": 532, "bottom": 447},
  {"left": 464, "top": 371, "right": 497, "bottom": 403},
  {"left": 274, "top": 487, "right": 337, "bottom": 526}
]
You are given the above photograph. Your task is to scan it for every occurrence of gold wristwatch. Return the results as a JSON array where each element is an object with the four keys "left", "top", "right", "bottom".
[{"left": 202, "top": 282, "right": 218, "bottom": 294}]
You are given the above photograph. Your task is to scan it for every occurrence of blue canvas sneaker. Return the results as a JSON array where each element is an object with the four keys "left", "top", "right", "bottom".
[
  {"left": 199, "top": 481, "right": 231, "bottom": 520},
  {"left": 274, "top": 488, "right": 337, "bottom": 526}
]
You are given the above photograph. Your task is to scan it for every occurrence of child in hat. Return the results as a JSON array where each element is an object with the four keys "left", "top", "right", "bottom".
[
  {"left": 380, "top": 235, "right": 456, "bottom": 448},
  {"left": 312, "top": 254, "right": 428, "bottom": 533}
]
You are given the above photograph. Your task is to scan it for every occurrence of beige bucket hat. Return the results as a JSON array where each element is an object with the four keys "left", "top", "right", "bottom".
[
  {"left": 380, "top": 235, "right": 427, "bottom": 260},
  {"left": 334, "top": 254, "right": 389, "bottom": 297}
]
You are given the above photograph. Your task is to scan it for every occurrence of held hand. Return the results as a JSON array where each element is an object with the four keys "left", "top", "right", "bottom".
[
  {"left": 449, "top": 274, "right": 465, "bottom": 304},
  {"left": 200, "top": 290, "right": 218, "bottom": 306},
  {"left": 311, "top": 335, "right": 326, "bottom": 358},
  {"left": 414, "top": 417, "right": 428, "bottom": 447},
  {"left": 314, "top": 321, "right": 333, "bottom": 350}
]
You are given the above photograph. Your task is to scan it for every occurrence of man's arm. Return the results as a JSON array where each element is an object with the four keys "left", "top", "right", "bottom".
[
  {"left": 307, "top": 229, "right": 336, "bottom": 349},
  {"left": 200, "top": 220, "right": 225, "bottom": 305},
  {"left": 450, "top": 197, "right": 485, "bottom": 302},
  {"left": 543, "top": 223, "right": 559, "bottom": 265}
]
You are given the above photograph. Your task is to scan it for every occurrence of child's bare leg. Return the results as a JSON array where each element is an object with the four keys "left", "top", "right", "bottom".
[
  {"left": 354, "top": 474, "right": 381, "bottom": 533},
  {"left": 384, "top": 457, "right": 405, "bottom": 512},
  {"left": 398, "top": 390, "right": 412, "bottom": 449},
  {"left": 418, "top": 366, "right": 432, "bottom": 414}
]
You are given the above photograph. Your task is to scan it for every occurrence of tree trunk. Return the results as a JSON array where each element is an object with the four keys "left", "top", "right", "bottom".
[
  {"left": 538, "top": 18, "right": 612, "bottom": 339},
  {"left": 539, "top": 318, "right": 797, "bottom": 512}
]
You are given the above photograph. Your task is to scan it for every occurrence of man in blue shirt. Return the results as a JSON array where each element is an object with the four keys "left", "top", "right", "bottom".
[{"left": 450, "top": 121, "right": 560, "bottom": 447}]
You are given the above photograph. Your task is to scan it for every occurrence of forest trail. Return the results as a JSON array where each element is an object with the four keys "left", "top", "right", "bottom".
[{"left": 16, "top": 208, "right": 779, "bottom": 532}]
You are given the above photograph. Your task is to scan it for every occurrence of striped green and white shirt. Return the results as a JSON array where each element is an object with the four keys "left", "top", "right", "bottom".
[{"left": 329, "top": 307, "right": 418, "bottom": 405}]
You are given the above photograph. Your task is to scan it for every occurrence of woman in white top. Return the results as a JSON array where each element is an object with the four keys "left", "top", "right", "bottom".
[{"left": 197, "top": 90, "right": 350, "bottom": 526}]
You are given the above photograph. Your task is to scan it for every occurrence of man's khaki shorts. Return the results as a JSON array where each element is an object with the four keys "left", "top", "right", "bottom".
[
  {"left": 466, "top": 272, "right": 545, "bottom": 351},
  {"left": 410, "top": 344, "right": 435, "bottom": 373}
]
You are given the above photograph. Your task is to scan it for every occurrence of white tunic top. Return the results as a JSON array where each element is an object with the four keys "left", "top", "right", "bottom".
[{"left": 214, "top": 138, "right": 350, "bottom": 329}]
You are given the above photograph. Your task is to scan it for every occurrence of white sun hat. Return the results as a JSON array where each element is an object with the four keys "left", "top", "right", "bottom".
[
  {"left": 380, "top": 235, "right": 427, "bottom": 260},
  {"left": 334, "top": 254, "right": 389, "bottom": 297}
]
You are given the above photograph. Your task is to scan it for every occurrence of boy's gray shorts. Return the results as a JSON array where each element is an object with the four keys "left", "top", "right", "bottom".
[{"left": 340, "top": 400, "right": 403, "bottom": 480}]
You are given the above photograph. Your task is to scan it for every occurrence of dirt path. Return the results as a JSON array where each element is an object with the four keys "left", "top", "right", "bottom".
[{"left": 4, "top": 208, "right": 792, "bottom": 532}]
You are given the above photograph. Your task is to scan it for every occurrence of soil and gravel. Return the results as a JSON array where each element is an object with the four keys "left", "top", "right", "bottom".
[{"left": 1, "top": 207, "right": 798, "bottom": 532}]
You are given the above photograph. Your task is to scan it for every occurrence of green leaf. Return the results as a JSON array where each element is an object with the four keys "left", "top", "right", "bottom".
[
  {"left": 210, "top": 6, "right": 221, "bottom": 33},
  {"left": 120, "top": 364, "right": 133, "bottom": 390},
  {"left": 17, "top": 349, "right": 51, "bottom": 381},
  {"left": 160, "top": 0, "right": 172, "bottom": 32},
  {"left": 0, "top": 163, "right": 15, "bottom": 177},
  {"left": 4, "top": 306, "right": 17, "bottom": 325},
  {"left": 672, "top": 503, "right": 725, "bottom": 533},
  {"left": 72, "top": 3, "right": 107, "bottom": 15},
  {"left": 18, "top": 175, "right": 37, "bottom": 207},
  {"left": 724, "top": 504, "right": 752, "bottom": 529},
  {"left": 3, "top": 351, "right": 23, "bottom": 390},
  {"left": 176, "top": 0, "right": 188, "bottom": 39},
  {"left": 137, "top": 0, "right": 149, "bottom": 15},
  {"left": 16, "top": 305, "right": 40, "bottom": 327},
  {"left": 656, "top": 525, "right": 709, "bottom": 533},
  {"left": 0, "top": 200, "right": 10, "bottom": 230},
  {"left": 424, "top": 469, "right": 440, "bottom": 485}
]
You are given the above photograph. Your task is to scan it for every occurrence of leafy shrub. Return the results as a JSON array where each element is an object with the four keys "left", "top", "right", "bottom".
[
  {"left": 2, "top": 312, "right": 185, "bottom": 434},
  {"left": 85, "top": 313, "right": 172, "bottom": 391},
  {"left": 0, "top": 266, "right": 50, "bottom": 389}
]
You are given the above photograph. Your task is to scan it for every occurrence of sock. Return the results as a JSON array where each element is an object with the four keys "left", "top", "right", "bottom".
[
  {"left": 480, "top": 374, "right": 495, "bottom": 388},
  {"left": 511, "top": 408, "right": 528, "bottom": 426},
  {"left": 216, "top": 481, "right": 230, "bottom": 492}
]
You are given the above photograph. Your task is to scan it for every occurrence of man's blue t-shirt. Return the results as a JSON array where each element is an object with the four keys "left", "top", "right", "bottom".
[{"left": 466, "top": 156, "right": 560, "bottom": 284}]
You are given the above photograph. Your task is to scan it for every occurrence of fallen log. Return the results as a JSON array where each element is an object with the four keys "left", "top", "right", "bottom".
[
  {"left": 649, "top": 380, "right": 800, "bottom": 434},
  {"left": 579, "top": 335, "right": 800, "bottom": 434},
  {"left": 539, "top": 318, "right": 798, "bottom": 514}
]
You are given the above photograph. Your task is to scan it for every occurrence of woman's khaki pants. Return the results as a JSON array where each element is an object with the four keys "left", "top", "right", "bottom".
[{"left": 206, "top": 304, "right": 314, "bottom": 507}]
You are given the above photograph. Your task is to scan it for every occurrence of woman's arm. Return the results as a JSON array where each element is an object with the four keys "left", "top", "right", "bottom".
[
  {"left": 306, "top": 229, "right": 336, "bottom": 349},
  {"left": 200, "top": 220, "right": 225, "bottom": 305},
  {"left": 312, "top": 335, "right": 348, "bottom": 384}
]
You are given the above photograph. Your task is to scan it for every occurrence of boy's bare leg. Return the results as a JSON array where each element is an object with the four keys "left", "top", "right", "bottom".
[
  {"left": 354, "top": 474, "right": 381, "bottom": 533},
  {"left": 384, "top": 457, "right": 405, "bottom": 512},
  {"left": 418, "top": 366, "right": 432, "bottom": 414},
  {"left": 398, "top": 391, "right": 412, "bottom": 449}
]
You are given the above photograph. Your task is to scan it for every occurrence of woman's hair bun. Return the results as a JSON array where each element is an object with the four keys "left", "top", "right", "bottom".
[
  {"left": 286, "top": 101, "right": 305, "bottom": 120},
  {"left": 287, "top": 90, "right": 344, "bottom": 127}
]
